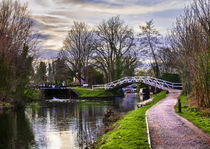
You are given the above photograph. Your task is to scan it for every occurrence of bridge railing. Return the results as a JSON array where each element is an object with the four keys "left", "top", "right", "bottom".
[
  {"left": 92, "top": 84, "right": 105, "bottom": 89},
  {"left": 92, "top": 76, "right": 182, "bottom": 90}
]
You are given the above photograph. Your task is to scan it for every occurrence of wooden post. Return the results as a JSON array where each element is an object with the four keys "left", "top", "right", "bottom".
[{"left": 178, "top": 98, "right": 181, "bottom": 113}]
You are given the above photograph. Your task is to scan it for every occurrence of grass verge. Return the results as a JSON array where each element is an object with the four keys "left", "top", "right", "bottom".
[
  {"left": 174, "top": 95, "right": 210, "bottom": 134},
  {"left": 72, "top": 87, "right": 123, "bottom": 98},
  {"left": 94, "top": 91, "right": 167, "bottom": 149}
]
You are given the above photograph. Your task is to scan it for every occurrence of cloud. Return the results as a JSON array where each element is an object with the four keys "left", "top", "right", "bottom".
[
  {"left": 34, "top": 15, "right": 69, "bottom": 24},
  {"left": 39, "top": 49, "right": 60, "bottom": 59},
  {"left": 15, "top": 0, "right": 193, "bottom": 59}
]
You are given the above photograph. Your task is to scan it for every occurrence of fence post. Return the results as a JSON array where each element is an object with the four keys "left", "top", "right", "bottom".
[{"left": 178, "top": 98, "right": 181, "bottom": 113}]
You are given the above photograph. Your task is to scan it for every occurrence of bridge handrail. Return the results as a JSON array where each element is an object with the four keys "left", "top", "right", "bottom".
[
  {"left": 149, "top": 77, "right": 182, "bottom": 86},
  {"left": 92, "top": 84, "right": 105, "bottom": 89},
  {"left": 92, "top": 76, "right": 182, "bottom": 90}
]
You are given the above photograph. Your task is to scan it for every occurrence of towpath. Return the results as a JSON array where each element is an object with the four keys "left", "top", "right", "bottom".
[{"left": 147, "top": 90, "right": 210, "bottom": 149}]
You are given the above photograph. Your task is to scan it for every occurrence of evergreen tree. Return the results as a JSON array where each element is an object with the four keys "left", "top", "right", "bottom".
[{"left": 36, "top": 62, "right": 47, "bottom": 85}]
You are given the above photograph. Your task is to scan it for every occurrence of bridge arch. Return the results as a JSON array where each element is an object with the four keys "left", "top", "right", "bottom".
[{"left": 92, "top": 76, "right": 182, "bottom": 91}]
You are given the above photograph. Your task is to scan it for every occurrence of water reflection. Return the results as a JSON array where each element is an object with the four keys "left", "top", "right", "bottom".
[
  {"left": 0, "top": 93, "right": 140, "bottom": 149},
  {"left": 0, "top": 110, "right": 35, "bottom": 149}
]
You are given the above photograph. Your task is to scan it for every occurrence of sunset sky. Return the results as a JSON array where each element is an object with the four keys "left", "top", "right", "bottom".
[{"left": 19, "top": 0, "right": 193, "bottom": 59}]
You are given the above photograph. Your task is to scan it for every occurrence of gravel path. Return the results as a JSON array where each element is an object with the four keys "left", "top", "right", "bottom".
[{"left": 147, "top": 90, "right": 210, "bottom": 149}]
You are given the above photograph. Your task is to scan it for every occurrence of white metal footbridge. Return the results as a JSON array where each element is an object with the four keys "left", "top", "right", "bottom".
[{"left": 92, "top": 76, "right": 182, "bottom": 91}]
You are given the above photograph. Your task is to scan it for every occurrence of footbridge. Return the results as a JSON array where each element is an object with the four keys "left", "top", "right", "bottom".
[{"left": 92, "top": 76, "right": 182, "bottom": 91}]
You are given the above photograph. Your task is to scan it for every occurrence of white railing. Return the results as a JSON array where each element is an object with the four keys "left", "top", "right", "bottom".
[
  {"left": 92, "top": 84, "right": 105, "bottom": 89},
  {"left": 92, "top": 76, "right": 182, "bottom": 91}
]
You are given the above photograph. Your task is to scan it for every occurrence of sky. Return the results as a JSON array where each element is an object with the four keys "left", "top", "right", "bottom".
[{"left": 18, "top": 0, "right": 193, "bottom": 59}]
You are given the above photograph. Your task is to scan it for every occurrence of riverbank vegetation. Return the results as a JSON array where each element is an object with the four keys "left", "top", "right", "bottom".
[
  {"left": 175, "top": 95, "right": 210, "bottom": 134},
  {"left": 94, "top": 91, "right": 166, "bottom": 149},
  {"left": 72, "top": 87, "right": 123, "bottom": 98},
  {"left": 161, "top": 0, "right": 210, "bottom": 108},
  {"left": 24, "top": 89, "right": 40, "bottom": 101},
  {"left": 0, "top": 0, "right": 37, "bottom": 108}
]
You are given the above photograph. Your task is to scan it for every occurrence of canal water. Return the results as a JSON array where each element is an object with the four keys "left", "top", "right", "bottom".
[{"left": 0, "top": 93, "right": 141, "bottom": 149}]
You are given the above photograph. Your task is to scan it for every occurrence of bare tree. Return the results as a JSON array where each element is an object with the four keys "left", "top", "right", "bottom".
[
  {"left": 166, "top": 0, "right": 210, "bottom": 107},
  {"left": 0, "top": 0, "right": 36, "bottom": 101},
  {"left": 60, "top": 21, "right": 94, "bottom": 85},
  {"left": 138, "top": 20, "right": 161, "bottom": 78},
  {"left": 0, "top": 0, "right": 34, "bottom": 58},
  {"left": 157, "top": 46, "right": 177, "bottom": 73},
  {"left": 94, "top": 16, "right": 137, "bottom": 82}
]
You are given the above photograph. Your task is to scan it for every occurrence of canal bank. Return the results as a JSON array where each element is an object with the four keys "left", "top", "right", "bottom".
[
  {"left": 93, "top": 91, "right": 167, "bottom": 149},
  {"left": 73, "top": 87, "right": 124, "bottom": 99},
  {"left": 0, "top": 89, "right": 40, "bottom": 111},
  {"left": 39, "top": 87, "right": 124, "bottom": 99}
]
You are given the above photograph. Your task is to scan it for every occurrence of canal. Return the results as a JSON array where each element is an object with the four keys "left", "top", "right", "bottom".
[{"left": 0, "top": 93, "right": 141, "bottom": 149}]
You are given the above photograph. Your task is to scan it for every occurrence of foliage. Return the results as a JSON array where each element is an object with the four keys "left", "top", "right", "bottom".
[
  {"left": 136, "top": 83, "right": 149, "bottom": 92},
  {"left": 60, "top": 21, "right": 94, "bottom": 85},
  {"left": 189, "top": 49, "right": 210, "bottom": 107},
  {"left": 72, "top": 87, "right": 123, "bottom": 98},
  {"left": 135, "top": 69, "right": 154, "bottom": 77},
  {"left": 94, "top": 91, "right": 166, "bottom": 149},
  {"left": 15, "top": 45, "right": 33, "bottom": 102},
  {"left": 35, "top": 62, "right": 47, "bottom": 85},
  {"left": 175, "top": 95, "right": 210, "bottom": 134},
  {"left": 0, "top": 0, "right": 36, "bottom": 106},
  {"left": 53, "top": 58, "right": 70, "bottom": 84},
  {"left": 27, "top": 102, "right": 40, "bottom": 110},
  {"left": 83, "top": 66, "right": 104, "bottom": 85},
  {"left": 24, "top": 89, "right": 40, "bottom": 100},
  {"left": 159, "top": 73, "right": 181, "bottom": 83},
  {"left": 167, "top": 0, "right": 210, "bottom": 107},
  {"left": 138, "top": 20, "right": 161, "bottom": 78},
  {"left": 0, "top": 58, "right": 11, "bottom": 96},
  {"left": 47, "top": 63, "right": 54, "bottom": 83},
  {"left": 94, "top": 16, "right": 138, "bottom": 82}
]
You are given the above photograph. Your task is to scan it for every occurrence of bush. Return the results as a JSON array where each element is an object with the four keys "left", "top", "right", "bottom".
[
  {"left": 160, "top": 73, "right": 181, "bottom": 83},
  {"left": 24, "top": 89, "right": 40, "bottom": 100}
]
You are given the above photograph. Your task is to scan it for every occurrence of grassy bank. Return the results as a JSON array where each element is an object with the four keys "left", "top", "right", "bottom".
[
  {"left": 94, "top": 91, "right": 167, "bottom": 149},
  {"left": 0, "top": 89, "right": 40, "bottom": 110},
  {"left": 175, "top": 95, "right": 210, "bottom": 134},
  {"left": 72, "top": 87, "right": 123, "bottom": 98}
]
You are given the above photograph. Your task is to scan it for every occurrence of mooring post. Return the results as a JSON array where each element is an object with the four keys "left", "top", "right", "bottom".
[{"left": 178, "top": 98, "right": 181, "bottom": 113}]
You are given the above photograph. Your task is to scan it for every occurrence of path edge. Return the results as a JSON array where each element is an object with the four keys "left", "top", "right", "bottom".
[
  {"left": 145, "top": 110, "right": 152, "bottom": 149},
  {"left": 145, "top": 91, "right": 170, "bottom": 149}
]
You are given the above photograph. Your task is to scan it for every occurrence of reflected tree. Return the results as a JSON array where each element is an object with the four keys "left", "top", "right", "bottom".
[{"left": 0, "top": 111, "right": 35, "bottom": 149}]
